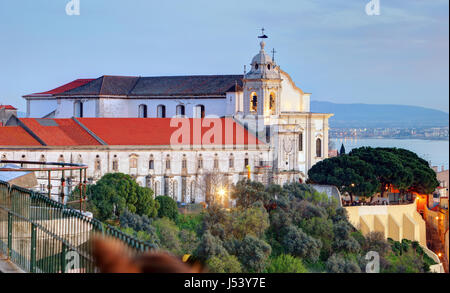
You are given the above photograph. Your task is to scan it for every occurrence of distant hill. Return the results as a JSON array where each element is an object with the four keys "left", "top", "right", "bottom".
[{"left": 311, "top": 101, "right": 449, "bottom": 128}]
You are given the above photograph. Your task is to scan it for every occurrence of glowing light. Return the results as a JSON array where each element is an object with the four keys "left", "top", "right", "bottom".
[
  {"left": 217, "top": 188, "right": 226, "bottom": 198},
  {"left": 438, "top": 253, "right": 442, "bottom": 257}
]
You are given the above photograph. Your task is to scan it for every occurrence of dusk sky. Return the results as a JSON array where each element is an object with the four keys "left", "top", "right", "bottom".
[{"left": 0, "top": 0, "right": 448, "bottom": 113}]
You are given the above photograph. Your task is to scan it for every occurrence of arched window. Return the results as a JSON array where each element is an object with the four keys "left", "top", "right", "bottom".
[
  {"left": 250, "top": 92, "right": 258, "bottom": 112},
  {"left": 165, "top": 155, "right": 171, "bottom": 170},
  {"left": 157, "top": 105, "right": 166, "bottom": 118},
  {"left": 197, "top": 154, "right": 203, "bottom": 169},
  {"left": 195, "top": 105, "right": 205, "bottom": 118},
  {"left": 149, "top": 155, "right": 154, "bottom": 170},
  {"left": 112, "top": 155, "right": 119, "bottom": 172},
  {"left": 39, "top": 155, "right": 46, "bottom": 177},
  {"left": 176, "top": 105, "right": 185, "bottom": 116},
  {"left": 229, "top": 154, "right": 234, "bottom": 168},
  {"left": 298, "top": 133, "right": 303, "bottom": 151},
  {"left": 190, "top": 181, "right": 196, "bottom": 203},
  {"left": 172, "top": 180, "right": 178, "bottom": 201},
  {"left": 74, "top": 101, "right": 83, "bottom": 118},
  {"left": 316, "top": 138, "right": 322, "bottom": 157},
  {"left": 269, "top": 93, "right": 276, "bottom": 113},
  {"left": 94, "top": 155, "right": 101, "bottom": 171},
  {"left": 213, "top": 154, "right": 219, "bottom": 169},
  {"left": 154, "top": 181, "right": 160, "bottom": 196},
  {"left": 130, "top": 156, "right": 138, "bottom": 169},
  {"left": 138, "top": 104, "right": 148, "bottom": 118}
]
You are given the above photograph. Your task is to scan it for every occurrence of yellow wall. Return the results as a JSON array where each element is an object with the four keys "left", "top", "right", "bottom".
[
  {"left": 345, "top": 201, "right": 426, "bottom": 246},
  {"left": 345, "top": 201, "right": 445, "bottom": 272}
]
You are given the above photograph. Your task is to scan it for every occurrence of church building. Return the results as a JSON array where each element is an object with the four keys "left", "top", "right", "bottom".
[{"left": 1, "top": 35, "right": 333, "bottom": 204}]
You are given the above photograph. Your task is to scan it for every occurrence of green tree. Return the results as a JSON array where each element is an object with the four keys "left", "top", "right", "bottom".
[
  {"left": 156, "top": 196, "right": 179, "bottom": 221},
  {"left": 206, "top": 255, "right": 242, "bottom": 273},
  {"left": 153, "top": 217, "right": 181, "bottom": 255},
  {"left": 179, "top": 229, "right": 199, "bottom": 255},
  {"left": 380, "top": 148, "right": 439, "bottom": 196},
  {"left": 282, "top": 225, "right": 322, "bottom": 262},
  {"left": 88, "top": 173, "right": 158, "bottom": 220},
  {"left": 195, "top": 231, "right": 229, "bottom": 261},
  {"left": 236, "top": 235, "right": 272, "bottom": 273},
  {"left": 231, "top": 179, "right": 270, "bottom": 208},
  {"left": 349, "top": 147, "right": 414, "bottom": 199},
  {"left": 326, "top": 254, "right": 361, "bottom": 273},
  {"left": 265, "top": 254, "right": 307, "bottom": 273},
  {"left": 339, "top": 144, "right": 346, "bottom": 156},
  {"left": 229, "top": 203, "right": 270, "bottom": 240},
  {"left": 308, "top": 155, "right": 379, "bottom": 202}
]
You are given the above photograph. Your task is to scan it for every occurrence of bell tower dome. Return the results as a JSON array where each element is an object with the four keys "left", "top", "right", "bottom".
[{"left": 243, "top": 32, "right": 282, "bottom": 117}]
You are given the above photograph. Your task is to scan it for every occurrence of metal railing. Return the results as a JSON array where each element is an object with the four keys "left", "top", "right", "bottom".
[{"left": 0, "top": 180, "right": 156, "bottom": 273}]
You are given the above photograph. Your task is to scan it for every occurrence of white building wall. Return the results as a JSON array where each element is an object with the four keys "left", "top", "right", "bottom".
[{"left": 0, "top": 147, "right": 273, "bottom": 203}]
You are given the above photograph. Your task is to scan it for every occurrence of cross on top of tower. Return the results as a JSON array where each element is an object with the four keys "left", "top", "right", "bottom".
[
  {"left": 271, "top": 48, "right": 277, "bottom": 62},
  {"left": 258, "top": 27, "right": 268, "bottom": 39}
]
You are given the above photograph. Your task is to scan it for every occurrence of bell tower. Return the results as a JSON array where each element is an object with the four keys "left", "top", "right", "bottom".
[{"left": 243, "top": 31, "right": 282, "bottom": 118}]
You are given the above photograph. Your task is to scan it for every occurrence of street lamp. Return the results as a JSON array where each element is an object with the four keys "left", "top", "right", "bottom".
[
  {"left": 215, "top": 187, "right": 228, "bottom": 207},
  {"left": 217, "top": 188, "right": 226, "bottom": 198}
]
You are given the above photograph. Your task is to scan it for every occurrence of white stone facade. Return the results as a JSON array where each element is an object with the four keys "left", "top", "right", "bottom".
[{"left": 10, "top": 38, "right": 333, "bottom": 202}]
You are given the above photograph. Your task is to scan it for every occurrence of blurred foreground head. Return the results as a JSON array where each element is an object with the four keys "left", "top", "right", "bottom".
[{"left": 92, "top": 236, "right": 204, "bottom": 273}]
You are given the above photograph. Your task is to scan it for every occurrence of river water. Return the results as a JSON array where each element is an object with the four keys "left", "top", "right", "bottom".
[{"left": 331, "top": 138, "right": 449, "bottom": 169}]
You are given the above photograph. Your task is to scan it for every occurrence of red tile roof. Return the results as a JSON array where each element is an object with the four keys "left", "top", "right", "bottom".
[
  {"left": 19, "top": 118, "right": 102, "bottom": 146},
  {"left": 0, "top": 126, "right": 42, "bottom": 146},
  {"left": 0, "top": 105, "right": 17, "bottom": 110},
  {"left": 24, "top": 79, "right": 95, "bottom": 97},
  {"left": 76, "top": 118, "right": 262, "bottom": 146}
]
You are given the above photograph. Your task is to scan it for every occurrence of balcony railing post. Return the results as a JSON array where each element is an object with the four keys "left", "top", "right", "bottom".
[
  {"left": 7, "top": 211, "right": 12, "bottom": 259},
  {"left": 61, "top": 242, "right": 67, "bottom": 273},
  {"left": 30, "top": 223, "right": 37, "bottom": 273}
]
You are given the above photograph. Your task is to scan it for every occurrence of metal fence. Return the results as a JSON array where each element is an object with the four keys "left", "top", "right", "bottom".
[{"left": 0, "top": 180, "right": 155, "bottom": 273}]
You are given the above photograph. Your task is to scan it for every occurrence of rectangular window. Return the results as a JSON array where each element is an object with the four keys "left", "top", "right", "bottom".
[
  {"left": 112, "top": 161, "right": 119, "bottom": 171},
  {"left": 214, "top": 159, "right": 219, "bottom": 169},
  {"left": 244, "top": 158, "right": 249, "bottom": 167},
  {"left": 182, "top": 159, "right": 187, "bottom": 169},
  {"left": 198, "top": 159, "right": 203, "bottom": 169},
  {"left": 229, "top": 158, "right": 234, "bottom": 168},
  {"left": 149, "top": 160, "right": 154, "bottom": 170},
  {"left": 166, "top": 160, "right": 171, "bottom": 170}
]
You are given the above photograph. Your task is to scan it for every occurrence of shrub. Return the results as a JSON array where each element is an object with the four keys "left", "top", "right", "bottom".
[
  {"left": 153, "top": 217, "right": 181, "bottom": 255},
  {"left": 88, "top": 173, "right": 159, "bottom": 220},
  {"left": 282, "top": 225, "right": 322, "bottom": 262},
  {"left": 195, "top": 231, "right": 228, "bottom": 261},
  {"left": 179, "top": 229, "right": 199, "bottom": 255},
  {"left": 326, "top": 254, "right": 361, "bottom": 273},
  {"left": 236, "top": 235, "right": 272, "bottom": 273},
  {"left": 265, "top": 254, "right": 307, "bottom": 273},
  {"left": 156, "top": 196, "right": 179, "bottom": 221},
  {"left": 206, "top": 255, "right": 242, "bottom": 273}
]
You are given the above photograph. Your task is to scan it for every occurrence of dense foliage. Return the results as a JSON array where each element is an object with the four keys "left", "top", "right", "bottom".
[
  {"left": 87, "top": 173, "right": 159, "bottom": 220},
  {"left": 88, "top": 172, "right": 435, "bottom": 273},
  {"left": 155, "top": 196, "right": 179, "bottom": 221},
  {"left": 308, "top": 147, "right": 439, "bottom": 201}
]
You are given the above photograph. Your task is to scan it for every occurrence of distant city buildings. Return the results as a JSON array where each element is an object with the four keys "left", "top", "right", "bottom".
[{"left": 330, "top": 126, "right": 449, "bottom": 140}]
